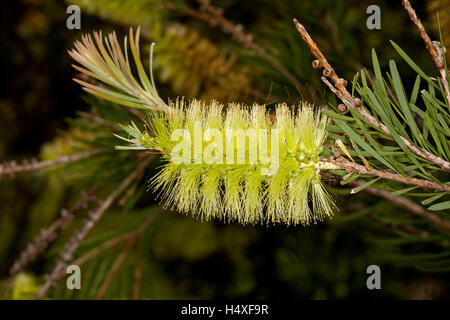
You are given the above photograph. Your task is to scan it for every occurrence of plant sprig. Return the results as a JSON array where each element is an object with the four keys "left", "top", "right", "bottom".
[{"left": 69, "top": 27, "right": 169, "bottom": 111}]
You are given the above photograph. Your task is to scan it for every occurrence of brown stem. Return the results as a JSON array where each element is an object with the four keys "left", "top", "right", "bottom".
[
  {"left": 348, "top": 180, "right": 450, "bottom": 232},
  {"left": 402, "top": 0, "right": 450, "bottom": 106},
  {"left": 164, "top": 0, "right": 303, "bottom": 92},
  {"left": 324, "top": 157, "right": 450, "bottom": 192},
  {"left": 71, "top": 210, "right": 159, "bottom": 267},
  {"left": 0, "top": 148, "right": 107, "bottom": 177},
  {"left": 293, "top": 18, "right": 450, "bottom": 172},
  {"left": 0, "top": 190, "right": 97, "bottom": 298},
  {"left": 95, "top": 246, "right": 130, "bottom": 299},
  {"left": 379, "top": 221, "right": 430, "bottom": 238},
  {"left": 79, "top": 112, "right": 120, "bottom": 129},
  {"left": 34, "top": 155, "right": 155, "bottom": 300},
  {"left": 93, "top": 208, "right": 160, "bottom": 300},
  {"left": 90, "top": 209, "right": 159, "bottom": 300},
  {"left": 45, "top": 210, "right": 159, "bottom": 299},
  {"left": 132, "top": 243, "right": 143, "bottom": 300}
]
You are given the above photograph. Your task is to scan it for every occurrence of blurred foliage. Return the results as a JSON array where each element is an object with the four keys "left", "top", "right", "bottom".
[
  {"left": 4, "top": 273, "right": 41, "bottom": 300},
  {"left": 153, "top": 24, "right": 258, "bottom": 101},
  {"left": 0, "top": 0, "right": 449, "bottom": 300}
]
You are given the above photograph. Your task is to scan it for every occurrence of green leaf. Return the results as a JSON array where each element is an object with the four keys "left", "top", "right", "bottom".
[
  {"left": 421, "top": 193, "right": 446, "bottom": 206},
  {"left": 437, "top": 114, "right": 450, "bottom": 137},
  {"left": 428, "top": 201, "right": 450, "bottom": 211},
  {"left": 335, "top": 120, "right": 396, "bottom": 171},
  {"left": 410, "top": 76, "right": 421, "bottom": 105},
  {"left": 391, "top": 186, "right": 418, "bottom": 196},
  {"left": 74, "top": 79, "right": 143, "bottom": 105},
  {"left": 389, "top": 60, "right": 425, "bottom": 147},
  {"left": 425, "top": 112, "right": 445, "bottom": 158},
  {"left": 129, "top": 27, "right": 156, "bottom": 97},
  {"left": 83, "top": 87, "right": 149, "bottom": 109},
  {"left": 340, "top": 172, "right": 359, "bottom": 185},
  {"left": 350, "top": 178, "right": 380, "bottom": 194},
  {"left": 390, "top": 40, "right": 436, "bottom": 87},
  {"left": 371, "top": 49, "right": 386, "bottom": 94}
]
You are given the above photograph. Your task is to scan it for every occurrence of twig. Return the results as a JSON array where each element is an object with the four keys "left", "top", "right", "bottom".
[
  {"left": 94, "top": 210, "right": 161, "bottom": 300},
  {"left": 293, "top": 18, "right": 450, "bottom": 172},
  {"left": 323, "top": 156, "right": 450, "bottom": 192},
  {"left": 402, "top": 0, "right": 450, "bottom": 106},
  {"left": 379, "top": 221, "right": 430, "bottom": 238},
  {"left": 34, "top": 155, "right": 155, "bottom": 299},
  {"left": 0, "top": 190, "right": 97, "bottom": 298},
  {"left": 79, "top": 112, "right": 120, "bottom": 129},
  {"left": 132, "top": 242, "right": 143, "bottom": 300},
  {"left": 71, "top": 210, "right": 159, "bottom": 267},
  {"left": 0, "top": 148, "right": 107, "bottom": 178},
  {"left": 348, "top": 180, "right": 450, "bottom": 232},
  {"left": 45, "top": 210, "right": 159, "bottom": 299},
  {"left": 163, "top": 0, "right": 303, "bottom": 92},
  {"left": 95, "top": 246, "right": 130, "bottom": 299}
]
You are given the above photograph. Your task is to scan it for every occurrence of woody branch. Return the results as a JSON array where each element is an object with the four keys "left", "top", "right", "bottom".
[
  {"left": 292, "top": 17, "right": 450, "bottom": 173},
  {"left": 34, "top": 155, "right": 155, "bottom": 299},
  {"left": 402, "top": 0, "right": 450, "bottom": 107}
]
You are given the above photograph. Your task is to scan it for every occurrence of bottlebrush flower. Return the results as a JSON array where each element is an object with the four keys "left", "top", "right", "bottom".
[
  {"left": 119, "top": 99, "right": 336, "bottom": 225},
  {"left": 69, "top": 28, "right": 337, "bottom": 225}
]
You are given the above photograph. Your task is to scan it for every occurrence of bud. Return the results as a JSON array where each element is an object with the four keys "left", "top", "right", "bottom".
[
  {"left": 312, "top": 59, "right": 321, "bottom": 69},
  {"left": 323, "top": 68, "right": 332, "bottom": 77},
  {"left": 338, "top": 104, "right": 347, "bottom": 112},
  {"left": 345, "top": 167, "right": 354, "bottom": 173}
]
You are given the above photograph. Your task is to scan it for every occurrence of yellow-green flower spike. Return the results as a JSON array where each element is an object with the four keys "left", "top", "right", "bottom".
[{"left": 138, "top": 99, "right": 336, "bottom": 226}]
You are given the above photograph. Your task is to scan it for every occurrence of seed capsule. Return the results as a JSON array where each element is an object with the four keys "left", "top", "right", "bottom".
[
  {"left": 312, "top": 59, "right": 322, "bottom": 69},
  {"left": 323, "top": 69, "right": 332, "bottom": 77},
  {"left": 338, "top": 104, "right": 347, "bottom": 112}
]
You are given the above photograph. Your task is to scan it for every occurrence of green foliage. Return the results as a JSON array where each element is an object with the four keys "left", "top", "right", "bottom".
[
  {"left": 325, "top": 43, "right": 449, "bottom": 211},
  {"left": 3, "top": 273, "right": 41, "bottom": 300},
  {"left": 50, "top": 207, "right": 158, "bottom": 299},
  {"left": 69, "top": 28, "right": 168, "bottom": 111}
]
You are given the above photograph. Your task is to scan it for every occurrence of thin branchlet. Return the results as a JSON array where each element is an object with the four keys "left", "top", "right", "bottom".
[
  {"left": 349, "top": 180, "right": 450, "bottom": 231},
  {"left": 162, "top": 0, "right": 303, "bottom": 92},
  {"left": 0, "top": 190, "right": 97, "bottom": 298},
  {"left": 68, "top": 28, "right": 169, "bottom": 112},
  {"left": 402, "top": 0, "right": 450, "bottom": 106},
  {"left": 35, "top": 156, "right": 154, "bottom": 299},
  {"left": 0, "top": 149, "right": 106, "bottom": 178},
  {"left": 293, "top": 17, "right": 450, "bottom": 172}
]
